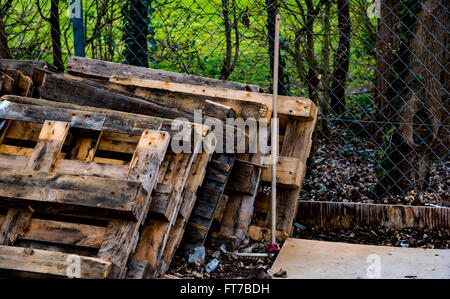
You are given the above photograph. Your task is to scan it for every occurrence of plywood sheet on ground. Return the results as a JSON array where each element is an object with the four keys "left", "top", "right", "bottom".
[{"left": 271, "top": 238, "right": 449, "bottom": 279}]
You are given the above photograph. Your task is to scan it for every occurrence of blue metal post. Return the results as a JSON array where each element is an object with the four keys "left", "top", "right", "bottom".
[{"left": 72, "top": 0, "right": 85, "bottom": 57}]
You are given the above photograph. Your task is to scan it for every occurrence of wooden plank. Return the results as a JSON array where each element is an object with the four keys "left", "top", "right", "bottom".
[
  {"left": 0, "top": 59, "right": 58, "bottom": 77},
  {"left": 109, "top": 76, "right": 315, "bottom": 120},
  {"left": 0, "top": 69, "right": 33, "bottom": 96},
  {"left": 67, "top": 56, "right": 263, "bottom": 92},
  {"left": 261, "top": 156, "right": 306, "bottom": 188},
  {"left": 134, "top": 150, "right": 199, "bottom": 277},
  {"left": 38, "top": 73, "right": 194, "bottom": 121},
  {"left": 148, "top": 183, "right": 175, "bottom": 220},
  {"left": 0, "top": 71, "right": 15, "bottom": 95},
  {"left": 247, "top": 225, "right": 290, "bottom": 242},
  {"left": 0, "top": 245, "right": 112, "bottom": 278},
  {"left": 4, "top": 120, "right": 42, "bottom": 141},
  {"left": 0, "top": 96, "right": 182, "bottom": 136},
  {"left": 98, "top": 130, "right": 170, "bottom": 278},
  {"left": 296, "top": 201, "right": 450, "bottom": 230},
  {"left": 0, "top": 168, "right": 142, "bottom": 219},
  {"left": 102, "top": 77, "right": 269, "bottom": 121},
  {"left": 0, "top": 153, "right": 29, "bottom": 169},
  {"left": 53, "top": 159, "right": 129, "bottom": 179},
  {"left": 0, "top": 215, "right": 106, "bottom": 248},
  {"left": 158, "top": 153, "right": 211, "bottom": 276},
  {"left": 215, "top": 151, "right": 265, "bottom": 247},
  {"left": 0, "top": 207, "right": 33, "bottom": 245},
  {"left": 27, "top": 121, "right": 70, "bottom": 171},
  {"left": 133, "top": 130, "right": 204, "bottom": 278}
]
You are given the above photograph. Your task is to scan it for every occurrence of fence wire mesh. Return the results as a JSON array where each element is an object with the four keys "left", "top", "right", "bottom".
[{"left": 1, "top": 0, "right": 448, "bottom": 206}]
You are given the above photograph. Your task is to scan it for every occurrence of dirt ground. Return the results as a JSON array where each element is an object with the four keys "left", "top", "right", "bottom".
[{"left": 168, "top": 225, "right": 449, "bottom": 278}]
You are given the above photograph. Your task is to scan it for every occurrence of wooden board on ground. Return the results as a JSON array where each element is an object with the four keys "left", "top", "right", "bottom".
[{"left": 271, "top": 238, "right": 450, "bottom": 279}]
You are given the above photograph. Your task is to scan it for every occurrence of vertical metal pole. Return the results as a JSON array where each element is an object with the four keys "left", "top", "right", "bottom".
[
  {"left": 271, "top": 14, "right": 281, "bottom": 246},
  {"left": 72, "top": 0, "right": 85, "bottom": 57}
]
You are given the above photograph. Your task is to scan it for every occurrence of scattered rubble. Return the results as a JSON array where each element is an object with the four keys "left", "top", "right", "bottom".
[{"left": 168, "top": 241, "right": 275, "bottom": 279}]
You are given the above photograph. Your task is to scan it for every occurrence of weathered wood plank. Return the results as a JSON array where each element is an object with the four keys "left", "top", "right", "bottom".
[
  {"left": 0, "top": 168, "right": 142, "bottom": 219},
  {"left": 103, "top": 77, "right": 269, "bottom": 121},
  {"left": 67, "top": 56, "right": 263, "bottom": 92},
  {"left": 296, "top": 201, "right": 450, "bottom": 230},
  {"left": 39, "top": 73, "right": 193, "bottom": 120},
  {"left": 0, "top": 96, "right": 182, "bottom": 136},
  {"left": 0, "top": 245, "right": 112, "bottom": 278},
  {"left": 0, "top": 207, "right": 33, "bottom": 245},
  {"left": 0, "top": 71, "right": 15, "bottom": 95},
  {"left": 109, "top": 76, "right": 315, "bottom": 120},
  {"left": 53, "top": 159, "right": 129, "bottom": 179},
  {"left": 0, "top": 69, "right": 33, "bottom": 96},
  {"left": 157, "top": 153, "right": 212, "bottom": 276},
  {"left": 27, "top": 121, "right": 70, "bottom": 171},
  {"left": 261, "top": 156, "right": 306, "bottom": 189},
  {"left": 0, "top": 216, "right": 106, "bottom": 248},
  {"left": 0, "top": 59, "right": 58, "bottom": 77}
]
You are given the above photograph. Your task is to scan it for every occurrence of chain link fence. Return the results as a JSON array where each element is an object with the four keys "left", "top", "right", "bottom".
[{"left": 1, "top": 0, "right": 448, "bottom": 206}]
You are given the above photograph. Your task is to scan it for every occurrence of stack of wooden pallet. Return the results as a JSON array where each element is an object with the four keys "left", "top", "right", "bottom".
[{"left": 0, "top": 57, "right": 317, "bottom": 278}]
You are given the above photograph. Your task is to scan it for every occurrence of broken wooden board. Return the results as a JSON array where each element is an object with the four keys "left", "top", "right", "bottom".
[
  {"left": 296, "top": 201, "right": 450, "bottom": 230},
  {"left": 271, "top": 238, "right": 450, "bottom": 279},
  {"left": 0, "top": 245, "right": 112, "bottom": 279},
  {"left": 67, "top": 56, "right": 263, "bottom": 93}
]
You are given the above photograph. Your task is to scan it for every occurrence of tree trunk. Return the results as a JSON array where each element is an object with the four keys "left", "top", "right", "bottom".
[
  {"left": 266, "top": 0, "right": 290, "bottom": 95},
  {"left": 319, "top": 0, "right": 331, "bottom": 133},
  {"left": 375, "top": 0, "right": 447, "bottom": 197},
  {"left": 123, "top": 0, "right": 150, "bottom": 67},
  {"left": 329, "top": 0, "right": 350, "bottom": 115},
  {"left": 397, "top": 0, "right": 447, "bottom": 192},
  {"left": 0, "top": 0, "right": 13, "bottom": 59},
  {"left": 220, "top": 0, "right": 239, "bottom": 80},
  {"left": 50, "top": 0, "right": 63, "bottom": 71},
  {"left": 374, "top": 0, "right": 400, "bottom": 132}
]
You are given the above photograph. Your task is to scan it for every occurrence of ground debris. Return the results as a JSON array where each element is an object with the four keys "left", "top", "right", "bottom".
[{"left": 168, "top": 241, "right": 274, "bottom": 279}]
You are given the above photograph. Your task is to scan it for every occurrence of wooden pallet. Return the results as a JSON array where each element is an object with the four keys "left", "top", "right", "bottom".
[{"left": 0, "top": 96, "right": 208, "bottom": 278}]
